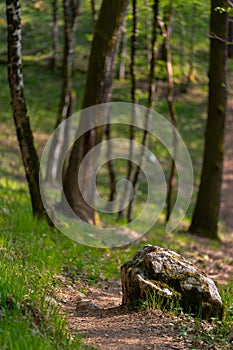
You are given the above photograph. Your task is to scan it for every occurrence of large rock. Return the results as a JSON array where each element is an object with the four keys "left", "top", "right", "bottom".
[{"left": 121, "top": 245, "right": 224, "bottom": 320}]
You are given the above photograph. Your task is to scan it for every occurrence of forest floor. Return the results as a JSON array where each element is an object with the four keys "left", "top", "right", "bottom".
[
  {"left": 56, "top": 93, "right": 233, "bottom": 349},
  {"left": 57, "top": 235, "right": 233, "bottom": 350}
]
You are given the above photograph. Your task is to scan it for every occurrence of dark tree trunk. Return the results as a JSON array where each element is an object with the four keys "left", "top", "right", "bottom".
[
  {"left": 62, "top": 0, "right": 129, "bottom": 224},
  {"left": 6, "top": 0, "right": 50, "bottom": 223},
  {"left": 127, "top": 0, "right": 159, "bottom": 222},
  {"left": 45, "top": 0, "right": 81, "bottom": 182},
  {"left": 178, "top": 11, "right": 185, "bottom": 91},
  {"left": 105, "top": 120, "right": 117, "bottom": 206},
  {"left": 228, "top": 16, "right": 233, "bottom": 58},
  {"left": 90, "top": 0, "right": 97, "bottom": 28},
  {"left": 189, "top": 0, "right": 228, "bottom": 239},
  {"left": 118, "top": 0, "right": 137, "bottom": 221},
  {"left": 158, "top": 0, "right": 178, "bottom": 223},
  {"left": 51, "top": 0, "right": 59, "bottom": 69}
]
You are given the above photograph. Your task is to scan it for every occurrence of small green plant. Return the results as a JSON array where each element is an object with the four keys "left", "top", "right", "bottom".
[
  {"left": 137, "top": 290, "right": 182, "bottom": 315},
  {"left": 181, "top": 280, "right": 233, "bottom": 349}
]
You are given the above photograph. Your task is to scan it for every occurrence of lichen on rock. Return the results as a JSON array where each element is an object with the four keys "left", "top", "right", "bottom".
[{"left": 121, "top": 245, "right": 224, "bottom": 320}]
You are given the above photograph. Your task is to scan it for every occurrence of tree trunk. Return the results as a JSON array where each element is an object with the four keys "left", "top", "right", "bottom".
[
  {"left": 62, "top": 0, "right": 129, "bottom": 224},
  {"left": 118, "top": 0, "right": 137, "bottom": 221},
  {"left": 189, "top": 0, "right": 228, "bottom": 239},
  {"left": 45, "top": 0, "right": 81, "bottom": 182},
  {"left": 105, "top": 120, "right": 117, "bottom": 206},
  {"left": 178, "top": 11, "right": 185, "bottom": 92},
  {"left": 158, "top": 1, "right": 178, "bottom": 223},
  {"left": 90, "top": 0, "right": 97, "bottom": 28},
  {"left": 228, "top": 16, "right": 233, "bottom": 58},
  {"left": 127, "top": 0, "right": 159, "bottom": 222},
  {"left": 51, "top": 0, "right": 59, "bottom": 70},
  {"left": 6, "top": 0, "right": 50, "bottom": 223},
  {"left": 118, "top": 22, "right": 128, "bottom": 80}
]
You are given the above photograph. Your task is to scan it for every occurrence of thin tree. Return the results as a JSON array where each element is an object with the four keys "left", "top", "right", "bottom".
[
  {"left": 189, "top": 0, "right": 228, "bottom": 238},
  {"left": 127, "top": 0, "right": 159, "bottom": 222},
  {"left": 228, "top": 15, "right": 233, "bottom": 58},
  {"left": 158, "top": 0, "right": 178, "bottom": 222},
  {"left": 45, "top": 0, "right": 81, "bottom": 182},
  {"left": 62, "top": 0, "right": 129, "bottom": 225},
  {"left": 90, "top": 0, "right": 97, "bottom": 28},
  {"left": 51, "top": 0, "right": 59, "bottom": 69},
  {"left": 105, "top": 119, "right": 117, "bottom": 205},
  {"left": 118, "top": 0, "right": 137, "bottom": 221},
  {"left": 118, "top": 20, "right": 128, "bottom": 80},
  {"left": 6, "top": 0, "right": 50, "bottom": 223}
]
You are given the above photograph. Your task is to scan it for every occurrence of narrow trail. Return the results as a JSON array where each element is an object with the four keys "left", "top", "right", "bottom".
[{"left": 58, "top": 79, "right": 233, "bottom": 350}]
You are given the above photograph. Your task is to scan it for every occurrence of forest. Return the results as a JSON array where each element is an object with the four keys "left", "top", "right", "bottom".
[{"left": 0, "top": 0, "right": 233, "bottom": 349}]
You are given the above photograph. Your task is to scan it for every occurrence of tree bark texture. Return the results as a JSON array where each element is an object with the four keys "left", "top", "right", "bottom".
[
  {"left": 127, "top": 0, "right": 159, "bottom": 222},
  {"left": 189, "top": 0, "right": 228, "bottom": 238},
  {"left": 6, "top": 0, "right": 50, "bottom": 222},
  {"left": 62, "top": 0, "right": 129, "bottom": 224},
  {"left": 45, "top": 0, "right": 81, "bottom": 182}
]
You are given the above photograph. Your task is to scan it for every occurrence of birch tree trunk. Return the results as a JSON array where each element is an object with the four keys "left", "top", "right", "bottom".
[{"left": 6, "top": 0, "right": 50, "bottom": 223}]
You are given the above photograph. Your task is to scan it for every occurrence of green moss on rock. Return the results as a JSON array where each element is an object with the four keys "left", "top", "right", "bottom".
[{"left": 121, "top": 245, "right": 225, "bottom": 320}]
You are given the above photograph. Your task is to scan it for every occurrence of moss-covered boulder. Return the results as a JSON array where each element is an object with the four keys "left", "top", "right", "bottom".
[{"left": 121, "top": 245, "right": 224, "bottom": 320}]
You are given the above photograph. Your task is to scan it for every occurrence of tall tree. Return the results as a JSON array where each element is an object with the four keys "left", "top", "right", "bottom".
[
  {"left": 126, "top": 0, "right": 160, "bottom": 222},
  {"left": 46, "top": 0, "right": 81, "bottom": 182},
  {"left": 62, "top": 0, "right": 129, "bottom": 224},
  {"left": 118, "top": 0, "right": 137, "bottom": 221},
  {"left": 6, "top": 0, "right": 50, "bottom": 222},
  {"left": 158, "top": 0, "right": 178, "bottom": 223},
  {"left": 189, "top": 0, "right": 228, "bottom": 238},
  {"left": 51, "top": 0, "right": 59, "bottom": 70}
]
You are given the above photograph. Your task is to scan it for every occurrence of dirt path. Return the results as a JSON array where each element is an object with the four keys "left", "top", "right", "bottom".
[
  {"left": 56, "top": 236, "right": 233, "bottom": 350},
  {"left": 56, "top": 81, "right": 233, "bottom": 350},
  {"left": 58, "top": 284, "right": 192, "bottom": 350}
]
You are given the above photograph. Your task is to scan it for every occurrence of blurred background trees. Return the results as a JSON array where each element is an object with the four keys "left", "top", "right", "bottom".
[{"left": 2, "top": 0, "right": 233, "bottom": 238}]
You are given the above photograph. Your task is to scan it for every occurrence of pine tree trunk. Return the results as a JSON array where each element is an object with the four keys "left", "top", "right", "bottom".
[
  {"left": 6, "top": 0, "right": 50, "bottom": 223},
  {"left": 189, "top": 0, "right": 227, "bottom": 238},
  {"left": 62, "top": 0, "right": 129, "bottom": 224}
]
